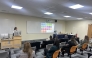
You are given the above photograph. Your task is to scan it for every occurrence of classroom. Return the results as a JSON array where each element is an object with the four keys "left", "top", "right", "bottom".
[{"left": 0, "top": 0, "right": 92, "bottom": 58}]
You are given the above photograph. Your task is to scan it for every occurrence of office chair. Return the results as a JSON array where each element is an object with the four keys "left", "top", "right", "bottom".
[{"left": 0, "top": 51, "right": 8, "bottom": 58}]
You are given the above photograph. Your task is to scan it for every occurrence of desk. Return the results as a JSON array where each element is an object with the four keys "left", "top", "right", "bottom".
[
  {"left": 31, "top": 42, "right": 41, "bottom": 51},
  {"left": 41, "top": 40, "right": 54, "bottom": 48},
  {"left": 0, "top": 36, "right": 21, "bottom": 49},
  {"left": 57, "top": 34, "right": 74, "bottom": 39},
  {"left": 57, "top": 34, "right": 74, "bottom": 42},
  {"left": 0, "top": 39, "right": 14, "bottom": 49}
]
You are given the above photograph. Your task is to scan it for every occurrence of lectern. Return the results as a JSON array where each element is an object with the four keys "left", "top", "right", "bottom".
[{"left": 13, "top": 36, "right": 21, "bottom": 48}]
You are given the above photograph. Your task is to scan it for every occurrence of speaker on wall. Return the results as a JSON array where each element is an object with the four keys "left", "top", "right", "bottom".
[{"left": 55, "top": 20, "right": 57, "bottom": 23}]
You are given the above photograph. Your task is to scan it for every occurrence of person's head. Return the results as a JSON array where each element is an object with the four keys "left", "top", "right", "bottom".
[
  {"left": 49, "top": 35, "right": 52, "bottom": 38},
  {"left": 84, "top": 36, "right": 89, "bottom": 39},
  {"left": 70, "top": 36, "right": 75, "bottom": 40},
  {"left": 84, "top": 35, "right": 89, "bottom": 40},
  {"left": 49, "top": 35, "right": 52, "bottom": 40},
  {"left": 59, "top": 32, "right": 61, "bottom": 34},
  {"left": 54, "top": 30, "right": 57, "bottom": 33},
  {"left": 23, "top": 42, "right": 32, "bottom": 58},
  {"left": 70, "top": 36, "right": 77, "bottom": 45},
  {"left": 14, "top": 27, "right": 17, "bottom": 30},
  {"left": 65, "top": 35, "right": 68, "bottom": 38}
]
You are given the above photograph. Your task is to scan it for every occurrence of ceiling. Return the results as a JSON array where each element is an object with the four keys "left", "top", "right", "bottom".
[{"left": 0, "top": 0, "right": 92, "bottom": 20}]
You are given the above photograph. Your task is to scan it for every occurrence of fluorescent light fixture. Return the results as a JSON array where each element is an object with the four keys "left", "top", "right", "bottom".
[
  {"left": 77, "top": 18, "right": 83, "bottom": 20},
  {"left": 11, "top": 5, "right": 23, "bottom": 9},
  {"left": 44, "top": 12, "right": 53, "bottom": 15},
  {"left": 69, "top": 4, "right": 84, "bottom": 9},
  {"left": 64, "top": 16, "right": 71, "bottom": 17},
  {"left": 89, "top": 13, "right": 92, "bottom": 15}
]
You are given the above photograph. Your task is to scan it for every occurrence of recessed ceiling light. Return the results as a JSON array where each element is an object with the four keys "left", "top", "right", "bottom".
[
  {"left": 11, "top": 5, "right": 23, "bottom": 9},
  {"left": 77, "top": 18, "right": 83, "bottom": 20},
  {"left": 64, "top": 16, "right": 71, "bottom": 17},
  {"left": 89, "top": 13, "right": 92, "bottom": 15},
  {"left": 44, "top": 12, "right": 53, "bottom": 15},
  {"left": 69, "top": 4, "right": 84, "bottom": 9}
]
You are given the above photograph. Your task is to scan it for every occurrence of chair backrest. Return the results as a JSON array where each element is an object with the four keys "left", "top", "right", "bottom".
[
  {"left": 61, "top": 42, "right": 66, "bottom": 46},
  {"left": 70, "top": 46, "right": 77, "bottom": 54},
  {"left": 13, "top": 48, "right": 21, "bottom": 54},
  {"left": 46, "top": 44, "right": 53, "bottom": 50},
  {"left": 31, "top": 46, "right": 36, "bottom": 51},
  {"left": 82, "top": 43, "right": 88, "bottom": 50},
  {"left": 53, "top": 50, "right": 60, "bottom": 58},
  {"left": 0, "top": 51, "right": 8, "bottom": 58},
  {"left": 18, "top": 53, "right": 28, "bottom": 58}
]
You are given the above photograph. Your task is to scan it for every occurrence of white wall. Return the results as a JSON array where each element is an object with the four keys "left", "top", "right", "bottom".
[
  {"left": 2, "top": 13, "right": 91, "bottom": 40},
  {"left": 66, "top": 20, "right": 92, "bottom": 39},
  {"left": 0, "top": 13, "right": 66, "bottom": 40}
]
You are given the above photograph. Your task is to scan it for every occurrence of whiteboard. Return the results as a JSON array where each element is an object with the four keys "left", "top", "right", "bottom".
[
  {"left": 27, "top": 21, "right": 62, "bottom": 33},
  {"left": 55, "top": 23, "right": 62, "bottom": 33},
  {"left": 0, "top": 19, "right": 15, "bottom": 34},
  {"left": 27, "top": 21, "right": 41, "bottom": 33}
]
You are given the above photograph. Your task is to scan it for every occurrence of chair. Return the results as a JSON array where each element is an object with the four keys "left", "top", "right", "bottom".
[
  {"left": 44, "top": 49, "right": 60, "bottom": 58},
  {"left": 0, "top": 51, "right": 8, "bottom": 58},
  {"left": 61, "top": 42, "right": 66, "bottom": 46},
  {"left": 59, "top": 43, "right": 62, "bottom": 48},
  {"left": 88, "top": 53, "right": 92, "bottom": 58},
  {"left": 80, "top": 43, "right": 88, "bottom": 55},
  {"left": 46, "top": 44, "right": 53, "bottom": 50},
  {"left": 31, "top": 46, "right": 36, "bottom": 51},
  {"left": 5, "top": 48, "right": 11, "bottom": 58},
  {"left": 12, "top": 48, "right": 20, "bottom": 54},
  {"left": 52, "top": 50, "right": 60, "bottom": 58},
  {"left": 69, "top": 46, "right": 77, "bottom": 58},
  {"left": 89, "top": 43, "right": 92, "bottom": 51}
]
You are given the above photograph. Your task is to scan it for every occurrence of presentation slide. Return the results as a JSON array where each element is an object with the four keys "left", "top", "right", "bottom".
[{"left": 41, "top": 23, "right": 54, "bottom": 33}]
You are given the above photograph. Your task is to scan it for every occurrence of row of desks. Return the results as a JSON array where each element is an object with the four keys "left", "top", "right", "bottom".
[{"left": 53, "top": 34, "right": 74, "bottom": 39}]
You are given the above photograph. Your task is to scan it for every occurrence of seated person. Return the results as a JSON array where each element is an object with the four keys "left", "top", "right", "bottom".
[
  {"left": 76, "top": 37, "right": 80, "bottom": 43},
  {"left": 64, "top": 35, "right": 69, "bottom": 42},
  {"left": 61, "top": 37, "right": 77, "bottom": 57},
  {"left": 18, "top": 42, "right": 36, "bottom": 58},
  {"left": 58, "top": 32, "right": 62, "bottom": 34},
  {"left": 78, "top": 35, "right": 89, "bottom": 49},
  {"left": 53, "top": 31, "right": 57, "bottom": 39},
  {"left": 44, "top": 39, "right": 59, "bottom": 58},
  {"left": 64, "top": 35, "right": 68, "bottom": 39},
  {"left": 49, "top": 35, "right": 53, "bottom": 40}
]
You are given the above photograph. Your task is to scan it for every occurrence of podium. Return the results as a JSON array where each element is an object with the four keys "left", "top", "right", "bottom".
[
  {"left": 0, "top": 36, "right": 21, "bottom": 49},
  {"left": 13, "top": 36, "right": 21, "bottom": 48}
]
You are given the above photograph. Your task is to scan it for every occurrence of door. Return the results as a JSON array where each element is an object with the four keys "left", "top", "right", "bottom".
[{"left": 88, "top": 24, "right": 92, "bottom": 39}]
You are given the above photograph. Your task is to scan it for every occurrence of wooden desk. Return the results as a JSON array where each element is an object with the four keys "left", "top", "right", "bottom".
[
  {"left": 0, "top": 39, "right": 13, "bottom": 49},
  {"left": 0, "top": 36, "right": 21, "bottom": 49}
]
